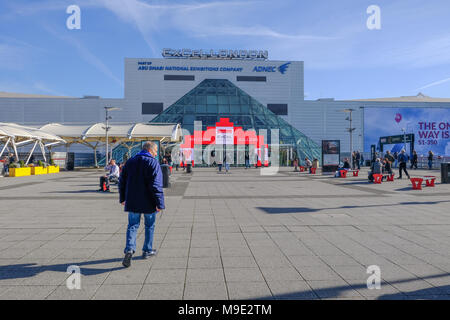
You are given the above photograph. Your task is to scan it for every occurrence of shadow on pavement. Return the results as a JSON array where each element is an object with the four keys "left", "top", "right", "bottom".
[
  {"left": 0, "top": 258, "right": 124, "bottom": 281},
  {"left": 258, "top": 200, "right": 450, "bottom": 214},
  {"left": 256, "top": 273, "right": 450, "bottom": 300}
]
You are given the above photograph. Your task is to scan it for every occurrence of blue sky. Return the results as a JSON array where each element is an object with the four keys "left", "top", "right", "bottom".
[{"left": 1, "top": 0, "right": 450, "bottom": 99}]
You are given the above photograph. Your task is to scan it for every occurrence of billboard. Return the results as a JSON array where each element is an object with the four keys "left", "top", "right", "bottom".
[
  {"left": 364, "top": 107, "right": 450, "bottom": 156},
  {"left": 322, "top": 140, "right": 340, "bottom": 174}
]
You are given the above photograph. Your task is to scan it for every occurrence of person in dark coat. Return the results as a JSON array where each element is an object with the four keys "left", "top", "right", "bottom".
[
  {"left": 411, "top": 150, "right": 418, "bottom": 169},
  {"left": 397, "top": 150, "right": 410, "bottom": 179},
  {"left": 119, "top": 141, "right": 165, "bottom": 267}
]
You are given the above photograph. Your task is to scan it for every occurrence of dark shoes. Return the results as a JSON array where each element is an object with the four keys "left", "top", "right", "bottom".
[
  {"left": 142, "top": 250, "right": 157, "bottom": 259},
  {"left": 122, "top": 251, "right": 133, "bottom": 268}
]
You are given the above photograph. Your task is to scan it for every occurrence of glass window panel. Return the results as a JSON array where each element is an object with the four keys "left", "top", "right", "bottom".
[
  {"left": 219, "top": 105, "right": 229, "bottom": 113},
  {"left": 207, "top": 95, "right": 217, "bottom": 104},
  {"left": 229, "top": 96, "right": 239, "bottom": 104},
  {"left": 196, "top": 105, "right": 207, "bottom": 113},
  {"left": 207, "top": 105, "right": 218, "bottom": 113},
  {"left": 196, "top": 95, "right": 207, "bottom": 104},
  {"left": 240, "top": 105, "right": 250, "bottom": 114},
  {"left": 185, "top": 105, "right": 195, "bottom": 113},
  {"left": 230, "top": 105, "right": 241, "bottom": 114},
  {"left": 184, "top": 114, "right": 195, "bottom": 124},
  {"left": 218, "top": 95, "right": 229, "bottom": 104}
]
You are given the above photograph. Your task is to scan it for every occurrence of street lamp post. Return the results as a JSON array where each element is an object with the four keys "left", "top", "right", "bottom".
[
  {"left": 340, "top": 108, "right": 356, "bottom": 158},
  {"left": 104, "top": 107, "right": 120, "bottom": 165}
]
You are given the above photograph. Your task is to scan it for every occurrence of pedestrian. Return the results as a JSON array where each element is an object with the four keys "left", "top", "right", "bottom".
[
  {"left": 360, "top": 153, "right": 365, "bottom": 167},
  {"left": 119, "top": 141, "right": 165, "bottom": 268},
  {"left": 223, "top": 154, "right": 230, "bottom": 173},
  {"left": 355, "top": 151, "right": 361, "bottom": 170},
  {"left": 211, "top": 150, "right": 216, "bottom": 167},
  {"left": 293, "top": 157, "right": 299, "bottom": 172},
  {"left": 217, "top": 153, "right": 223, "bottom": 172},
  {"left": 428, "top": 151, "right": 434, "bottom": 170},
  {"left": 385, "top": 151, "right": 394, "bottom": 165},
  {"left": 2, "top": 155, "right": 9, "bottom": 176},
  {"left": 245, "top": 151, "right": 250, "bottom": 169},
  {"left": 351, "top": 151, "right": 357, "bottom": 169},
  {"left": 397, "top": 150, "right": 410, "bottom": 179},
  {"left": 411, "top": 150, "right": 418, "bottom": 169}
]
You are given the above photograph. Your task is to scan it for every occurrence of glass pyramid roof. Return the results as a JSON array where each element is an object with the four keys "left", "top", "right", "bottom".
[{"left": 150, "top": 79, "right": 321, "bottom": 161}]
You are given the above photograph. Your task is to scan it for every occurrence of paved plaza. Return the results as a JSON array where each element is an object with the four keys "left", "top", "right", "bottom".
[{"left": 0, "top": 167, "right": 449, "bottom": 300}]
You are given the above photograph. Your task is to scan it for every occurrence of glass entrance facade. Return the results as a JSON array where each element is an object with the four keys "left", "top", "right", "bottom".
[{"left": 151, "top": 79, "right": 321, "bottom": 162}]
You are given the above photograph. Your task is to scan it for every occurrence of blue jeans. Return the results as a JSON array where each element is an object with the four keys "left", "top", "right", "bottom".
[
  {"left": 124, "top": 212, "right": 156, "bottom": 254},
  {"left": 428, "top": 160, "right": 433, "bottom": 169}
]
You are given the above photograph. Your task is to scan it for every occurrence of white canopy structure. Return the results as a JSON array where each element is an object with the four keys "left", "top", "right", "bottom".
[
  {"left": 0, "top": 122, "right": 66, "bottom": 164},
  {"left": 1, "top": 122, "right": 182, "bottom": 167},
  {"left": 39, "top": 123, "right": 182, "bottom": 143},
  {"left": 38, "top": 122, "right": 182, "bottom": 166}
]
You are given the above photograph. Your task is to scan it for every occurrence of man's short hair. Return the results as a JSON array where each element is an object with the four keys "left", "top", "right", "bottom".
[{"left": 143, "top": 141, "right": 157, "bottom": 152}]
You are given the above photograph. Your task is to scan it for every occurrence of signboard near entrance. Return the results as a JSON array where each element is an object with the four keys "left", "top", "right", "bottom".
[
  {"left": 216, "top": 127, "right": 234, "bottom": 145},
  {"left": 322, "top": 140, "right": 340, "bottom": 174}
]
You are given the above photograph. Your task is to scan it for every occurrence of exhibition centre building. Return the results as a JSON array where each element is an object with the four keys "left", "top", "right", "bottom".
[{"left": 1, "top": 49, "right": 449, "bottom": 165}]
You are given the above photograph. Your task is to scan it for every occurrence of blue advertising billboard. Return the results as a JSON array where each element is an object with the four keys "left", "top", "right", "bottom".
[{"left": 364, "top": 107, "right": 450, "bottom": 156}]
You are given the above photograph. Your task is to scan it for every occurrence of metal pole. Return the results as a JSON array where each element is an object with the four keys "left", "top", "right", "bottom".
[
  {"left": 404, "top": 130, "right": 407, "bottom": 152},
  {"left": 25, "top": 141, "right": 39, "bottom": 165},
  {"left": 105, "top": 108, "right": 109, "bottom": 165},
  {"left": 349, "top": 110, "right": 353, "bottom": 157}
]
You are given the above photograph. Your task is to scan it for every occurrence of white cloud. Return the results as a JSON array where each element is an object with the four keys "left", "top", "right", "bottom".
[{"left": 415, "top": 77, "right": 450, "bottom": 91}]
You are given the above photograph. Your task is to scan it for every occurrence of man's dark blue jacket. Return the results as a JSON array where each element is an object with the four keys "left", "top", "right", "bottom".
[{"left": 119, "top": 150, "right": 165, "bottom": 213}]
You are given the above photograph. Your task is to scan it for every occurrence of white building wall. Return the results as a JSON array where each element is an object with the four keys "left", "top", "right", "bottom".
[{"left": 124, "top": 58, "right": 303, "bottom": 120}]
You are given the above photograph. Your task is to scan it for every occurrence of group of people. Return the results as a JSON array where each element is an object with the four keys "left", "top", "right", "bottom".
[
  {"left": 368, "top": 149, "right": 428, "bottom": 182},
  {"left": 1, "top": 153, "right": 15, "bottom": 176},
  {"left": 351, "top": 151, "right": 364, "bottom": 170},
  {"left": 293, "top": 157, "right": 319, "bottom": 173}
]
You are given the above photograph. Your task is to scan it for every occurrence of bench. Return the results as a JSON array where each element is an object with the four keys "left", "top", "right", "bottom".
[
  {"left": 410, "top": 176, "right": 436, "bottom": 190},
  {"left": 339, "top": 169, "right": 348, "bottom": 178},
  {"left": 348, "top": 170, "right": 359, "bottom": 177},
  {"left": 310, "top": 167, "right": 317, "bottom": 174},
  {"left": 370, "top": 173, "right": 394, "bottom": 184}
]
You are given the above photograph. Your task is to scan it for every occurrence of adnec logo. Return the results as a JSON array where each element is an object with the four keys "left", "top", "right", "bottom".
[{"left": 253, "top": 62, "right": 291, "bottom": 74}]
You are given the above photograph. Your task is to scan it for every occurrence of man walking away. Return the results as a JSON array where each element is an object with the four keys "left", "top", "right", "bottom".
[
  {"left": 119, "top": 142, "right": 165, "bottom": 268},
  {"left": 428, "top": 151, "right": 434, "bottom": 170},
  {"left": 397, "top": 150, "right": 410, "bottom": 179},
  {"left": 411, "top": 150, "right": 418, "bottom": 169}
]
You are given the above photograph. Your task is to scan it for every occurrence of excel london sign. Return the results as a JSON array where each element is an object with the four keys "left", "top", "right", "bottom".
[{"left": 162, "top": 48, "right": 269, "bottom": 60}]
